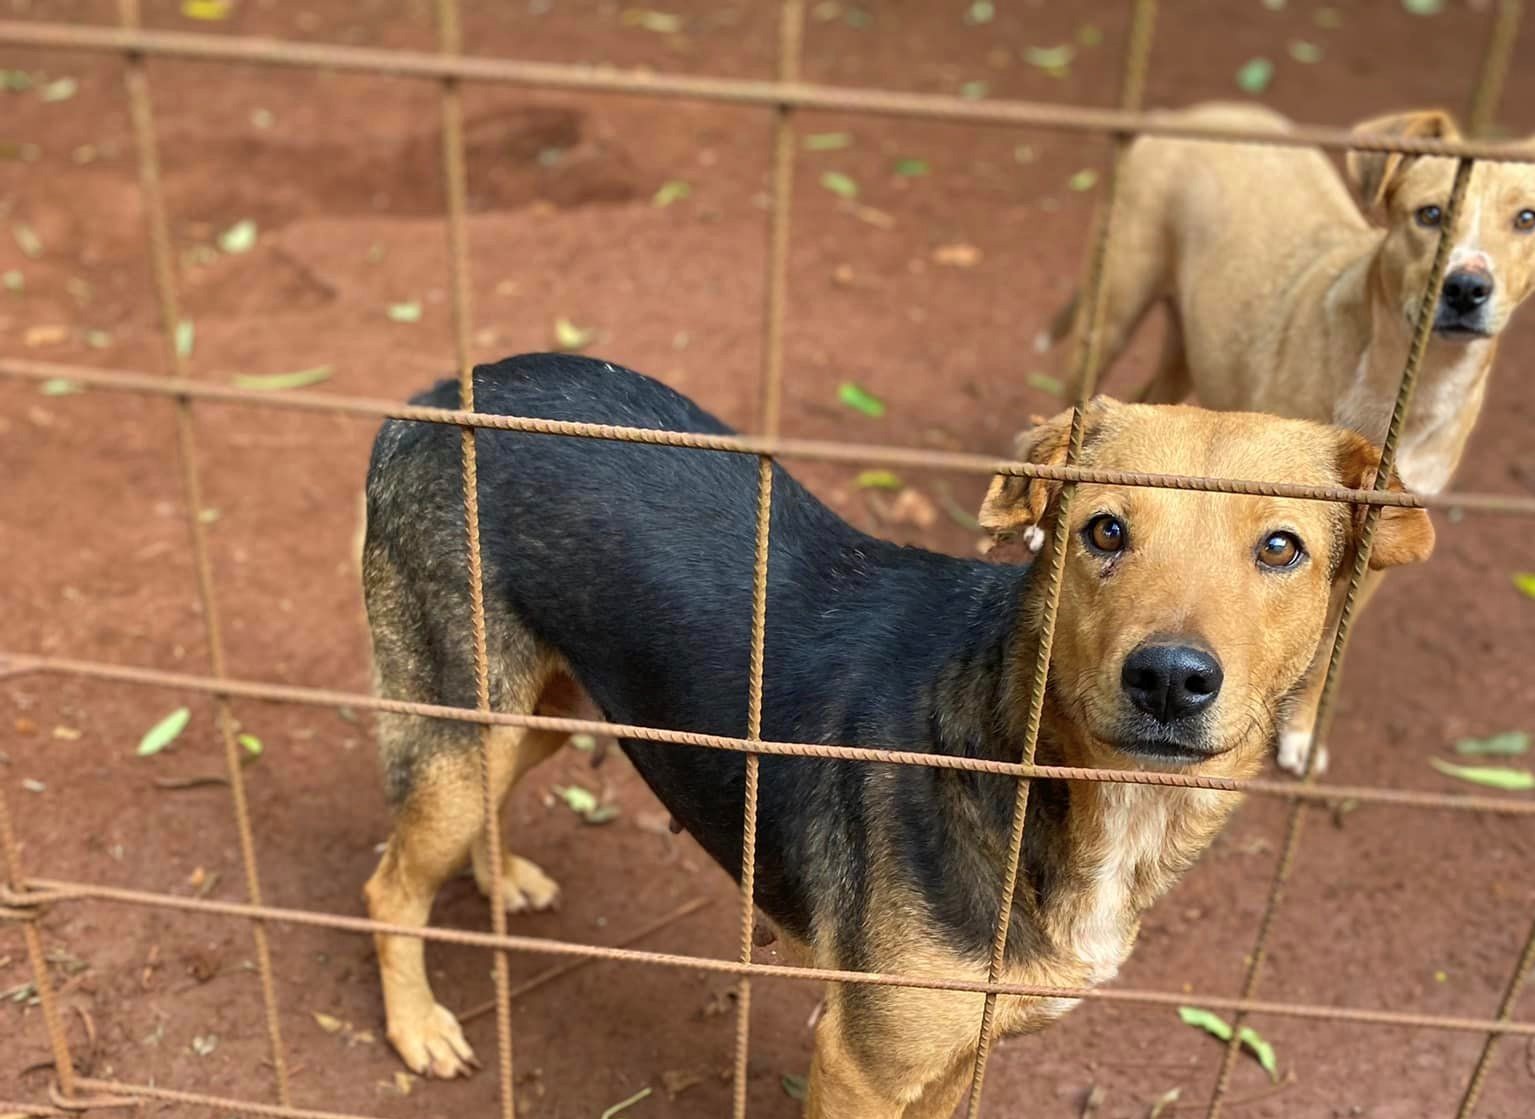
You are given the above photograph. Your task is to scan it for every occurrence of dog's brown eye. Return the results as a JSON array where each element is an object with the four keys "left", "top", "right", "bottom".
[
  {"left": 1516, "top": 209, "right": 1535, "bottom": 232},
  {"left": 1416, "top": 205, "right": 1443, "bottom": 229},
  {"left": 1257, "top": 531, "right": 1304, "bottom": 570},
  {"left": 1084, "top": 514, "right": 1127, "bottom": 555}
]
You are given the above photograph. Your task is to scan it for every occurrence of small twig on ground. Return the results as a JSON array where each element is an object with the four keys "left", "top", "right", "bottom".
[
  {"left": 459, "top": 896, "right": 711, "bottom": 1024},
  {"left": 1167, "top": 1072, "right": 1295, "bottom": 1111},
  {"left": 1080, "top": 1083, "right": 1106, "bottom": 1117},
  {"left": 152, "top": 775, "right": 229, "bottom": 791}
]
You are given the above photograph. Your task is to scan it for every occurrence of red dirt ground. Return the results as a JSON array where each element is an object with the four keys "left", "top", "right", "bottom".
[{"left": 3, "top": 1, "right": 1534, "bottom": 1116}]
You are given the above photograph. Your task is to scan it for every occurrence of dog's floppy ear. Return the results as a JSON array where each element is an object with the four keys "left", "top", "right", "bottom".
[
  {"left": 1346, "top": 109, "right": 1461, "bottom": 214},
  {"left": 979, "top": 397, "right": 1115, "bottom": 542},
  {"left": 1334, "top": 430, "right": 1436, "bottom": 571}
]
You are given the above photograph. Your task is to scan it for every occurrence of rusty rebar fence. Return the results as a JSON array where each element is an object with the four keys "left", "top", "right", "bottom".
[{"left": 1, "top": 3, "right": 1532, "bottom": 1118}]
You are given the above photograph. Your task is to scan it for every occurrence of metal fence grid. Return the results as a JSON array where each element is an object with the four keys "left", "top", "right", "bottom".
[{"left": 1, "top": 1, "right": 1533, "bottom": 1116}]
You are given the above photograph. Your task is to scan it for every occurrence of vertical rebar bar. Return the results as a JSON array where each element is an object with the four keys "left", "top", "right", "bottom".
[
  {"left": 115, "top": 0, "right": 291, "bottom": 1102},
  {"left": 433, "top": 3, "right": 517, "bottom": 1117},
  {"left": 1204, "top": 159, "right": 1474, "bottom": 1118},
  {"left": 964, "top": 3, "right": 1157, "bottom": 1114}
]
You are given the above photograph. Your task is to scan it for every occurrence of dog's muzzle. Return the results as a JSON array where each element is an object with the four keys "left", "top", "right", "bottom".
[{"left": 1434, "top": 269, "right": 1495, "bottom": 339}]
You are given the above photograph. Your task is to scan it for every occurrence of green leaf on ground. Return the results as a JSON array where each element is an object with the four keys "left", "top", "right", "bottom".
[
  {"left": 386, "top": 301, "right": 422, "bottom": 324},
  {"left": 1429, "top": 758, "right": 1535, "bottom": 791},
  {"left": 554, "top": 784, "right": 619, "bottom": 824},
  {"left": 40, "top": 378, "right": 82, "bottom": 396},
  {"left": 1236, "top": 58, "right": 1275, "bottom": 94},
  {"left": 622, "top": 8, "right": 682, "bottom": 32},
  {"left": 781, "top": 1074, "right": 809, "bottom": 1102},
  {"left": 1077, "top": 24, "right": 1103, "bottom": 46},
  {"left": 182, "top": 0, "right": 234, "bottom": 18},
  {"left": 1024, "top": 45, "right": 1075, "bottom": 70},
  {"left": 804, "top": 132, "right": 853, "bottom": 151},
  {"left": 2, "top": 268, "right": 22, "bottom": 291},
  {"left": 138, "top": 708, "right": 190, "bottom": 757},
  {"left": 820, "top": 171, "right": 859, "bottom": 200},
  {"left": 1288, "top": 40, "right": 1323, "bottom": 63},
  {"left": 1178, "top": 1008, "right": 1280, "bottom": 1079},
  {"left": 893, "top": 158, "right": 930, "bottom": 177},
  {"left": 1069, "top": 169, "right": 1098, "bottom": 191},
  {"left": 552, "top": 316, "right": 596, "bottom": 351},
  {"left": 217, "top": 218, "right": 258, "bottom": 254},
  {"left": 965, "top": 1, "right": 995, "bottom": 25},
  {"left": 238, "top": 733, "right": 263, "bottom": 758},
  {"left": 554, "top": 785, "right": 598, "bottom": 815},
  {"left": 1027, "top": 372, "right": 1064, "bottom": 396},
  {"left": 855, "top": 469, "right": 903, "bottom": 491},
  {"left": 1402, "top": 0, "right": 1445, "bottom": 14},
  {"left": 837, "top": 381, "right": 885, "bottom": 417},
  {"left": 959, "top": 80, "right": 990, "bottom": 99},
  {"left": 1238, "top": 1027, "right": 1279, "bottom": 1083},
  {"left": 232, "top": 365, "right": 333, "bottom": 391},
  {"left": 175, "top": 318, "right": 195, "bottom": 358},
  {"left": 12, "top": 221, "right": 41, "bottom": 259},
  {"left": 39, "top": 76, "right": 77, "bottom": 103},
  {"left": 652, "top": 179, "right": 691, "bottom": 207},
  {"left": 1178, "top": 1006, "right": 1233, "bottom": 1041},
  {"left": 1513, "top": 573, "right": 1535, "bottom": 598},
  {"left": 1454, "top": 731, "right": 1530, "bottom": 758}
]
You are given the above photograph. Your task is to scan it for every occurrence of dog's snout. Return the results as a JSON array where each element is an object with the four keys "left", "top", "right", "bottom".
[
  {"left": 1121, "top": 644, "right": 1223, "bottom": 723},
  {"left": 1442, "top": 269, "right": 1493, "bottom": 315}
]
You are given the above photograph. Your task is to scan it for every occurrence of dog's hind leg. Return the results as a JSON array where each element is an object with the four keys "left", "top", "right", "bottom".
[
  {"left": 469, "top": 724, "right": 567, "bottom": 914},
  {"left": 364, "top": 735, "right": 489, "bottom": 1078},
  {"left": 1135, "top": 307, "right": 1192, "bottom": 404}
]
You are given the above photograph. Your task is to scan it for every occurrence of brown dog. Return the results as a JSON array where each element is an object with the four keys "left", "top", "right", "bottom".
[
  {"left": 1037, "top": 102, "right": 1535, "bottom": 774},
  {"left": 361, "top": 356, "right": 1432, "bottom": 1115}
]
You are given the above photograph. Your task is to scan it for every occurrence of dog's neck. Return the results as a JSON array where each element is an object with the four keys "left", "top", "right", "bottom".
[
  {"left": 1032, "top": 701, "right": 1240, "bottom": 982},
  {"left": 1329, "top": 252, "right": 1497, "bottom": 494},
  {"left": 932, "top": 603, "right": 1244, "bottom": 982}
]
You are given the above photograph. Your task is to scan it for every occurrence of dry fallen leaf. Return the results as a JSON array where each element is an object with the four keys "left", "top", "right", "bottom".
[
  {"left": 23, "top": 324, "right": 68, "bottom": 347},
  {"left": 661, "top": 1068, "right": 704, "bottom": 1099},
  {"left": 932, "top": 242, "right": 981, "bottom": 267},
  {"left": 313, "top": 1011, "right": 345, "bottom": 1034},
  {"left": 1148, "top": 1086, "right": 1182, "bottom": 1118}
]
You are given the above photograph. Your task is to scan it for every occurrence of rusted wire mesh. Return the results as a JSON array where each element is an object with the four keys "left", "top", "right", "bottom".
[{"left": 1, "top": 3, "right": 1532, "bottom": 1118}]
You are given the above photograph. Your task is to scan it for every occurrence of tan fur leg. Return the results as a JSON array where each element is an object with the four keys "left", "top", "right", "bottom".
[
  {"left": 900, "top": 1052, "right": 975, "bottom": 1119},
  {"left": 804, "top": 1001, "right": 909, "bottom": 1119},
  {"left": 364, "top": 754, "right": 491, "bottom": 1079},
  {"left": 472, "top": 727, "right": 566, "bottom": 914}
]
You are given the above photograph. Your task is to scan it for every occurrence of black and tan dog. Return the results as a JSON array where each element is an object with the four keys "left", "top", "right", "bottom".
[{"left": 360, "top": 353, "right": 1432, "bottom": 1116}]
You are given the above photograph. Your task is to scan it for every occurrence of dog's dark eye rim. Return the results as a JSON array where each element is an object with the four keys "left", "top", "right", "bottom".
[
  {"left": 1516, "top": 208, "right": 1535, "bottom": 232},
  {"left": 1415, "top": 204, "right": 1443, "bottom": 228},
  {"left": 1082, "top": 513, "right": 1128, "bottom": 555},
  {"left": 1256, "top": 530, "right": 1306, "bottom": 570}
]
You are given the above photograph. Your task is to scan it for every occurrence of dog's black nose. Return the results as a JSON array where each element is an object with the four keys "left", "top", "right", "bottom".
[
  {"left": 1442, "top": 269, "right": 1493, "bottom": 314},
  {"left": 1121, "top": 644, "right": 1223, "bottom": 723}
]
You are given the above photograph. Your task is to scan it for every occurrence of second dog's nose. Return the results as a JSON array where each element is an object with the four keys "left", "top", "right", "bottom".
[
  {"left": 1121, "top": 644, "right": 1223, "bottom": 723},
  {"left": 1442, "top": 269, "right": 1493, "bottom": 314}
]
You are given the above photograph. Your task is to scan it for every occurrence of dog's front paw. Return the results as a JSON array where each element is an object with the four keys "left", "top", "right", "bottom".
[
  {"left": 477, "top": 854, "right": 561, "bottom": 914},
  {"left": 389, "top": 1002, "right": 478, "bottom": 1079},
  {"left": 1277, "top": 730, "right": 1328, "bottom": 778}
]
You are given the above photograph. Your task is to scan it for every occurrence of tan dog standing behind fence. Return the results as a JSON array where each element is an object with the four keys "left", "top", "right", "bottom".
[{"left": 1036, "top": 101, "right": 1535, "bottom": 775}]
